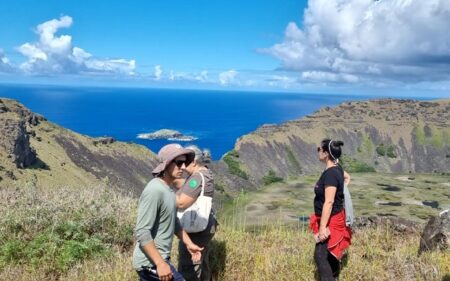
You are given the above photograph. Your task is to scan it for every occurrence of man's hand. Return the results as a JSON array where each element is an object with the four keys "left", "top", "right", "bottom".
[
  {"left": 186, "top": 242, "right": 203, "bottom": 263},
  {"left": 156, "top": 261, "right": 172, "bottom": 281}
]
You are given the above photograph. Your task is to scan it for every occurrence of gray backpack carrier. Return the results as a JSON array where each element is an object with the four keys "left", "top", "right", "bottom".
[
  {"left": 343, "top": 184, "right": 354, "bottom": 227},
  {"left": 338, "top": 165, "right": 354, "bottom": 227}
]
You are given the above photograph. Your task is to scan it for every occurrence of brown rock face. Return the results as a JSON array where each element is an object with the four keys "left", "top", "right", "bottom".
[{"left": 54, "top": 135, "right": 155, "bottom": 195}]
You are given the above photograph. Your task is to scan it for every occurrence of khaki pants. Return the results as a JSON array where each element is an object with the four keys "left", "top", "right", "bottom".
[{"left": 178, "top": 216, "right": 216, "bottom": 281}]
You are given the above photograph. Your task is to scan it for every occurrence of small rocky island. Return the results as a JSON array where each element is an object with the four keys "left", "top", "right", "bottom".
[{"left": 137, "top": 129, "right": 197, "bottom": 141}]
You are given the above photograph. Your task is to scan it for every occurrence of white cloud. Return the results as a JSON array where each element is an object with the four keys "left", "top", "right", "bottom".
[
  {"left": 265, "top": 74, "right": 299, "bottom": 88},
  {"left": 219, "top": 70, "right": 238, "bottom": 85},
  {"left": 154, "top": 65, "right": 162, "bottom": 80},
  {"left": 165, "top": 70, "right": 209, "bottom": 83},
  {"left": 197, "top": 71, "right": 208, "bottom": 82},
  {"left": 17, "top": 16, "right": 135, "bottom": 75},
  {"left": 169, "top": 70, "right": 175, "bottom": 81},
  {"left": 264, "top": 0, "right": 450, "bottom": 84},
  {"left": 0, "top": 49, "right": 14, "bottom": 73},
  {"left": 301, "top": 71, "right": 359, "bottom": 83}
]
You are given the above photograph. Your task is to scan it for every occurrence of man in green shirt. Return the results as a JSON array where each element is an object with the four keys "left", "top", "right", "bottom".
[{"left": 133, "top": 144, "right": 202, "bottom": 281}]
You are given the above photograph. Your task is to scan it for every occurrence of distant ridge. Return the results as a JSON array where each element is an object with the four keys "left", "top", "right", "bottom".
[{"left": 212, "top": 99, "right": 450, "bottom": 192}]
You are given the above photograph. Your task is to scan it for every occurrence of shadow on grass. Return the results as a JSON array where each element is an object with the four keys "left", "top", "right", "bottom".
[
  {"left": 27, "top": 157, "right": 50, "bottom": 170},
  {"left": 209, "top": 239, "right": 227, "bottom": 281},
  {"left": 442, "top": 274, "right": 450, "bottom": 281}
]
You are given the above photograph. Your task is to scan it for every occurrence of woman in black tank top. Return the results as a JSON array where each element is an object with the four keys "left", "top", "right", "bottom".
[{"left": 311, "top": 139, "right": 351, "bottom": 281}]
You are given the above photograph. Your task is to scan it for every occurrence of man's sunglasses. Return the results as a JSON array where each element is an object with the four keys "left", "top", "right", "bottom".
[{"left": 173, "top": 159, "right": 192, "bottom": 168}]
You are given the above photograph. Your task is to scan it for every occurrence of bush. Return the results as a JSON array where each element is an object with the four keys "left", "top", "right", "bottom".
[
  {"left": 262, "top": 170, "right": 284, "bottom": 185},
  {"left": 386, "top": 145, "right": 397, "bottom": 158},
  {"left": 376, "top": 144, "right": 386, "bottom": 156},
  {"left": 376, "top": 144, "right": 397, "bottom": 158},
  {"left": 0, "top": 240, "right": 25, "bottom": 265}
]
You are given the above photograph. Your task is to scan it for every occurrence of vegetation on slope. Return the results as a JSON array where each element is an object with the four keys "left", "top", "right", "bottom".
[
  {"left": 0, "top": 186, "right": 136, "bottom": 278},
  {"left": 222, "top": 150, "right": 249, "bottom": 179}
]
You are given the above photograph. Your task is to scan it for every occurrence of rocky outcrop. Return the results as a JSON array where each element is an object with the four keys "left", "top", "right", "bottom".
[
  {"left": 0, "top": 99, "right": 37, "bottom": 168},
  {"left": 93, "top": 137, "right": 116, "bottom": 145},
  {"left": 419, "top": 210, "right": 450, "bottom": 253},
  {"left": 137, "top": 129, "right": 197, "bottom": 141},
  {"left": 217, "top": 99, "right": 450, "bottom": 189},
  {"left": 353, "top": 216, "right": 421, "bottom": 234}
]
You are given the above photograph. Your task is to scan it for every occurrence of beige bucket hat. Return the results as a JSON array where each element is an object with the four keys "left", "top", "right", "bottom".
[{"left": 152, "top": 143, "right": 195, "bottom": 176}]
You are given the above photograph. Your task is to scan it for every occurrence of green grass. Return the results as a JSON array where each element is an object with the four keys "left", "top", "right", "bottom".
[
  {"left": 285, "top": 146, "right": 301, "bottom": 172},
  {"left": 413, "top": 124, "right": 449, "bottom": 149},
  {"left": 357, "top": 134, "right": 374, "bottom": 159},
  {"left": 0, "top": 186, "right": 135, "bottom": 277},
  {"left": 430, "top": 126, "right": 445, "bottom": 149},
  {"left": 414, "top": 124, "right": 426, "bottom": 145}
]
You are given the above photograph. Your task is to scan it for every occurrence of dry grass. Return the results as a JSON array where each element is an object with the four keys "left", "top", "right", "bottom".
[{"left": 0, "top": 185, "right": 449, "bottom": 281}]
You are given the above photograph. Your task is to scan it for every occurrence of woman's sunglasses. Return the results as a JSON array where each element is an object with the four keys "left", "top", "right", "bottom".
[{"left": 317, "top": 147, "right": 322, "bottom": 152}]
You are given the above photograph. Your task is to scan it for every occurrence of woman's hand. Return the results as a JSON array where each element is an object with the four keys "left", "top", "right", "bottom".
[
  {"left": 318, "top": 227, "right": 330, "bottom": 242},
  {"left": 187, "top": 242, "right": 204, "bottom": 263}
]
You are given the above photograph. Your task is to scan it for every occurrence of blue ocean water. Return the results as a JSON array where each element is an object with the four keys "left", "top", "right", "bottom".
[{"left": 0, "top": 84, "right": 395, "bottom": 159}]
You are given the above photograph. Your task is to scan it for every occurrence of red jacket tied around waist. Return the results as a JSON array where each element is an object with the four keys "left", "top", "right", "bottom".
[{"left": 310, "top": 209, "right": 352, "bottom": 260}]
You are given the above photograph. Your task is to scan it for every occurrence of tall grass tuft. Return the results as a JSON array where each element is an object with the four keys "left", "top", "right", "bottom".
[{"left": 0, "top": 185, "right": 136, "bottom": 278}]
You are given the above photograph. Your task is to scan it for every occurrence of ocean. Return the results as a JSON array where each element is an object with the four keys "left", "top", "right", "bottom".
[{"left": 0, "top": 84, "right": 415, "bottom": 159}]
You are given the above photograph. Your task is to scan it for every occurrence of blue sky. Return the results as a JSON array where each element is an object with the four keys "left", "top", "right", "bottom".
[{"left": 1, "top": 0, "right": 450, "bottom": 97}]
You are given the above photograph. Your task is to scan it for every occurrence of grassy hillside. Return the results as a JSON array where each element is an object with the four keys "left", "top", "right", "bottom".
[
  {"left": 220, "top": 173, "right": 450, "bottom": 225},
  {"left": 1, "top": 180, "right": 449, "bottom": 281}
]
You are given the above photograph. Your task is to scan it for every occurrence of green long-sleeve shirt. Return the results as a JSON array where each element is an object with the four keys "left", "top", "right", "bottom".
[{"left": 133, "top": 178, "right": 180, "bottom": 269}]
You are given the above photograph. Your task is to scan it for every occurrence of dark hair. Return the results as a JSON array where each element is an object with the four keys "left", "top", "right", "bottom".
[{"left": 320, "top": 139, "right": 344, "bottom": 160}]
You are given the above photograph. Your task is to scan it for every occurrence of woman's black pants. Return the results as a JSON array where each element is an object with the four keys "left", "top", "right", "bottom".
[{"left": 314, "top": 241, "right": 340, "bottom": 281}]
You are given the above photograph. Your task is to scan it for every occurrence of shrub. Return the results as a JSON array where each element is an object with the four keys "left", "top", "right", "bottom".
[
  {"left": 262, "top": 170, "right": 284, "bottom": 185},
  {"left": 340, "top": 155, "right": 376, "bottom": 173},
  {"left": 376, "top": 144, "right": 397, "bottom": 158},
  {"left": 0, "top": 240, "right": 25, "bottom": 265},
  {"left": 376, "top": 144, "right": 386, "bottom": 156},
  {"left": 386, "top": 145, "right": 397, "bottom": 158},
  {"left": 215, "top": 182, "right": 225, "bottom": 192}
]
